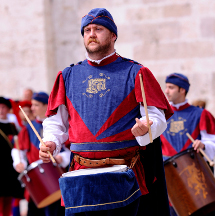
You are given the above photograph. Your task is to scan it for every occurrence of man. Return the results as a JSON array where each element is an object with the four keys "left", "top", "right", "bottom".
[
  {"left": 39, "top": 8, "right": 173, "bottom": 216},
  {"left": 11, "top": 92, "right": 70, "bottom": 216},
  {"left": 161, "top": 73, "right": 215, "bottom": 160},
  {"left": 161, "top": 73, "right": 215, "bottom": 216},
  {"left": 0, "top": 97, "right": 24, "bottom": 216}
]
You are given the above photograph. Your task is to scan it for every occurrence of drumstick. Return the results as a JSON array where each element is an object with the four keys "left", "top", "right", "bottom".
[
  {"left": 139, "top": 74, "right": 153, "bottom": 143},
  {"left": 19, "top": 106, "right": 56, "bottom": 163},
  {"left": 14, "top": 135, "right": 21, "bottom": 162},
  {"left": 186, "top": 132, "right": 214, "bottom": 166}
]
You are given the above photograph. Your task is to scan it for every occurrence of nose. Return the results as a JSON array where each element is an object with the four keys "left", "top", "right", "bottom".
[
  {"left": 165, "top": 88, "right": 168, "bottom": 94},
  {"left": 89, "top": 29, "right": 96, "bottom": 37}
]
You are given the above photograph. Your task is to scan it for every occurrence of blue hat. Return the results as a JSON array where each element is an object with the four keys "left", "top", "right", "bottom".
[
  {"left": 81, "top": 8, "right": 117, "bottom": 37},
  {"left": 166, "top": 73, "right": 190, "bottom": 92},
  {"left": 32, "top": 92, "right": 49, "bottom": 104}
]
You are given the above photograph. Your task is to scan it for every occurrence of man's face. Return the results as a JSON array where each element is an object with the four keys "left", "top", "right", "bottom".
[
  {"left": 83, "top": 24, "right": 116, "bottom": 55},
  {"left": 31, "top": 100, "right": 47, "bottom": 118},
  {"left": 0, "top": 104, "right": 10, "bottom": 120},
  {"left": 165, "top": 83, "right": 184, "bottom": 104}
]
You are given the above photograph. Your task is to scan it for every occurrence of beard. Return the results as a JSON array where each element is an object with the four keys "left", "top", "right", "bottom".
[{"left": 85, "top": 37, "right": 112, "bottom": 56}]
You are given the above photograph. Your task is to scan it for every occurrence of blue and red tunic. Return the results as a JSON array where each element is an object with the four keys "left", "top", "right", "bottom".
[
  {"left": 46, "top": 54, "right": 173, "bottom": 196},
  {"left": 17, "top": 119, "right": 42, "bottom": 164},
  {"left": 161, "top": 103, "right": 215, "bottom": 161}
]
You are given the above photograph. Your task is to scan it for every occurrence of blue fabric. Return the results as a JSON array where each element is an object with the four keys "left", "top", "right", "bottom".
[
  {"left": 27, "top": 120, "right": 43, "bottom": 149},
  {"left": 165, "top": 73, "right": 190, "bottom": 92},
  {"left": 81, "top": 8, "right": 117, "bottom": 37},
  {"left": 62, "top": 57, "right": 142, "bottom": 151},
  {"left": 162, "top": 105, "right": 203, "bottom": 156},
  {"left": 59, "top": 169, "right": 141, "bottom": 214},
  {"left": 32, "top": 92, "right": 49, "bottom": 104}
]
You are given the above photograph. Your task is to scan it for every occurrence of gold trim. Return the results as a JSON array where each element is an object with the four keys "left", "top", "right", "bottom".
[{"left": 65, "top": 188, "right": 140, "bottom": 210}]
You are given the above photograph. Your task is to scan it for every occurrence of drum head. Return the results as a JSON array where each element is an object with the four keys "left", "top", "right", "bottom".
[{"left": 62, "top": 165, "right": 128, "bottom": 178}]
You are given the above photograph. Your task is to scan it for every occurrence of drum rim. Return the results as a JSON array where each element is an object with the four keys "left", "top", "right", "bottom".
[
  {"left": 18, "top": 159, "right": 43, "bottom": 180},
  {"left": 164, "top": 147, "right": 194, "bottom": 165}
]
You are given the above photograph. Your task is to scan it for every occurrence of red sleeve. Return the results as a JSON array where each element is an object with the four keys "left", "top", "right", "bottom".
[
  {"left": 18, "top": 126, "right": 31, "bottom": 151},
  {"left": 200, "top": 109, "right": 215, "bottom": 135},
  {"left": 135, "top": 67, "right": 173, "bottom": 120},
  {"left": 46, "top": 71, "right": 66, "bottom": 117}
]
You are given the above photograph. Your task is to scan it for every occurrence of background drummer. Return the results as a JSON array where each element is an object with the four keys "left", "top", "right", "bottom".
[
  {"left": 160, "top": 73, "right": 215, "bottom": 216},
  {"left": 11, "top": 91, "right": 70, "bottom": 216}
]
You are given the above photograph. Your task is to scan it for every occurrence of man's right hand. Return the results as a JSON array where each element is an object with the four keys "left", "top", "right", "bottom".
[
  {"left": 15, "top": 162, "right": 25, "bottom": 173},
  {"left": 39, "top": 141, "right": 56, "bottom": 163}
]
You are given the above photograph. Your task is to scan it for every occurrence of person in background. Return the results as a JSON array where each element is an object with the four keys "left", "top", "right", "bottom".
[
  {"left": 39, "top": 8, "right": 173, "bottom": 216},
  {"left": 0, "top": 97, "right": 24, "bottom": 216},
  {"left": 11, "top": 92, "right": 70, "bottom": 216},
  {"left": 22, "top": 88, "right": 34, "bottom": 101},
  {"left": 18, "top": 100, "right": 35, "bottom": 126},
  {"left": 161, "top": 73, "right": 215, "bottom": 216}
]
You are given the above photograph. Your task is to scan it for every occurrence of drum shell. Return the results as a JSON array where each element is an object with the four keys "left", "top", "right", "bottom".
[
  {"left": 19, "top": 160, "right": 64, "bottom": 208},
  {"left": 164, "top": 149, "right": 215, "bottom": 216}
]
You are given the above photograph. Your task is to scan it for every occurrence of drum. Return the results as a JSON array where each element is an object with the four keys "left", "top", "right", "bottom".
[
  {"left": 18, "top": 159, "right": 64, "bottom": 208},
  {"left": 164, "top": 148, "right": 215, "bottom": 216},
  {"left": 59, "top": 165, "right": 141, "bottom": 215}
]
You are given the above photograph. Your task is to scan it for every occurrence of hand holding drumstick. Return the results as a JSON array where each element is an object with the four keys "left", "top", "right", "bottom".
[
  {"left": 186, "top": 132, "right": 214, "bottom": 166},
  {"left": 19, "top": 106, "right": 56, "bottom": 163}
]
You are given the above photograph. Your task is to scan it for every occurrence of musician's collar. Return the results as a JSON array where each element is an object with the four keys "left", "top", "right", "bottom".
[
  {"left": 36, "top": 116, "right": 46, "bottom": 123},
  {"left": 170, "top": 99, "right": 188, "bottom": 109},
  {"left": 85, "top": 50, "right": 116, "bottom": 65}
]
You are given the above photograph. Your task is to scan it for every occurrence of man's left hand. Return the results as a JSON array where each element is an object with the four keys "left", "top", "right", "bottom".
[{"left": 131, "top": 118, "right": 153, "bottom": 137}]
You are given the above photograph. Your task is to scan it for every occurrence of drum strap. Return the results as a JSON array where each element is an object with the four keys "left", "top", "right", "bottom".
[{"left": 71, "top": 151, "right": 140, "bottom": 168}]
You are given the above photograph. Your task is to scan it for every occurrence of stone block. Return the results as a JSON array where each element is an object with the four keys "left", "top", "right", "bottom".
[
  {"left": 200, "top": 17, "right": 215, "bottom": 38},
  {"left": 163, "top": 3, "right": 191, "bottom": 17}
]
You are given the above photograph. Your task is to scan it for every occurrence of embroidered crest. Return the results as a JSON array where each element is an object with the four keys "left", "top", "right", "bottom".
[
  {"left": 82, "top": 73, "right": 110, "bottom": 98},
  {"left": 167, "top": 117, "right": 187, "bottom": 136}
]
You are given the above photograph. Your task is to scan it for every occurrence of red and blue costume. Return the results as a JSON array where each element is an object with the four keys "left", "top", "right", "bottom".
[
  {"left": 161, "top": 103, "right": 215, "bottom": 161},
  {"left": 46, "top": 53, "right": 173, "bottom": 215}
]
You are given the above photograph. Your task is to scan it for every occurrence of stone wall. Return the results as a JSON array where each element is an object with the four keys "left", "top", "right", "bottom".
[{"left": 1, "top": 0, "right": 215, "bottom": 114}]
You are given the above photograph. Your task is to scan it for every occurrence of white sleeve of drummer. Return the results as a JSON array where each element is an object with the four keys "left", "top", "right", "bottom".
[
  {"left": 135, "top": 105, "right": 167, "bottom": 146},
  {"left": 200, "top": 130, "right": 215, "bottom": 161},
  {"left": 42, "top": 104, "right": 69, "bottom": 156},
  {"left": 11, "top": 148, "right": 28, "bottom": 169}
]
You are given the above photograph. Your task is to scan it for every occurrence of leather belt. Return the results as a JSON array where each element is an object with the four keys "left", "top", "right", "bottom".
[{"left": 73, "top": 152, "right": 140, "bottom": 168}]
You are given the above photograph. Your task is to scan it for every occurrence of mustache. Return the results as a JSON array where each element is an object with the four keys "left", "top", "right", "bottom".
[{"left": 88, "top": 38, "right": 99, "bottom": 45}]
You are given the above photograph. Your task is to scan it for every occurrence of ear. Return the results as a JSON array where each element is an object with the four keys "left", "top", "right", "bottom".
[
  {"left": 112, "top": 32, "right": 117, "bottom": 42},
  {"left": 179, "top": 87, "right": 186, "bottom": 95}
]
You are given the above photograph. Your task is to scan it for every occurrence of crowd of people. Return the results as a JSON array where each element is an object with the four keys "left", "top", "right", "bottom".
[
  {"left": 0, "top": 89, "right": 70, "bottom": 216},
  {"left": 1, "top": 7, "right": 215, "bottom": 216}
]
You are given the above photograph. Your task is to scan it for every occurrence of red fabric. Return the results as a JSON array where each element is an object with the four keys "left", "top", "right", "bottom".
[
  {"left": 170, "top": 103, "right": 190, "bottom": 111},
  {"left": 17, "top": 127, "right": 30, "bottom": 150},
  {"left": 9, "top": 99, "right": 23, "bottom": 127},
  {"left": 199, "top": 109, "right": 215, "bottom": 135},
  {"left": 181, "top": 125, "right": 200, "bottom": 151},
  {"left": 46, "top": 71, "right": 66, "bottom": 117},
  {"left": 0, "top": 197, "right": 13, "bottom": 216},
  {"left": 96, "top": 89, "right": 138, "bottom": 140},
  {"left": 87, "top": 53, "right": 118, "bottom": 67},
  {"left": 160, "top": 134, "right": 178, "bottom": 157},
  {"left": 17, "top": 127, "right": 40, "bottom": 164},
  {"left": 135, "top": 67, "right": 173, "bottom": 120}
]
